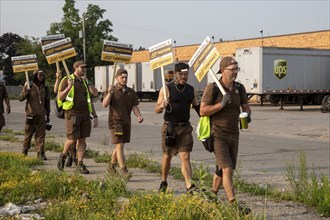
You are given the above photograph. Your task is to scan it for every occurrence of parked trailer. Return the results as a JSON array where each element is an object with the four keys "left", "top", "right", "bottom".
[
  {"left": 235, "top": 47, "right": 330, "bottom": 109},
  {"left": 94, "top": 63, "right": 140, "bottom": 92},
  {"left": 95, "top": 62, "right": 208, "bottom": 101}
]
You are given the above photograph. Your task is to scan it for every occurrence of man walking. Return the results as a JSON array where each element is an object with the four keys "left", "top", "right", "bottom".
[
  {"left": 102, "top": 68, "right": 143, "bottom": 179},
  {"left": 200, "top": 57, "right": 252, "bottom": 214},
  {"left": 155, "top": 62, "right": 200, "bottom": 193},
  {"left": 57, "top": 61, "right": 98, "bottom": 174},
  {"left": 19, "top": 70, "right": 50, "bottom": 160},
  {"left": 0, "top": 82, "right": 11, "bottom": 133}
]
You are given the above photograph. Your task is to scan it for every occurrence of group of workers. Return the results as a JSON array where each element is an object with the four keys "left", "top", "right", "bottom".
[{"left": 0, "top": 57, "right": 251, "bottom": 215}]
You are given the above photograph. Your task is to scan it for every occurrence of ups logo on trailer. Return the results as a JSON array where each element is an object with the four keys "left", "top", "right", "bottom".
[{"left": 274, "top": 59, "right": 287, "bottom": 79}]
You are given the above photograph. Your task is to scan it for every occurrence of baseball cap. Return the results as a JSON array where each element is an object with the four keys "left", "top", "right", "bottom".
[
  {"left": 116, "top": 68, "right": 128, "bottom": 77},
  {"left": 73, "top": 61, "right": 87, "bottom": 69},
  {"left": 174, "top": 62, "right": 189, "bottom": 73},
  {"left": 217, "top": 57, "right": 238, "bottom": 73}
]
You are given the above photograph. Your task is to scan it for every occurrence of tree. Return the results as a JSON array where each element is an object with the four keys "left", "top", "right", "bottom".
[
  {"left": 0, "top": 33, "right": 25, "bottom": 85},
  {"left": 47, "top": 0, "right": 117, "bottom": 80}
]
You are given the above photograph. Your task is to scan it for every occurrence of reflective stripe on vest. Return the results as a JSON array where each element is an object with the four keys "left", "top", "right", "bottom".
[{"left": 57, "top": 74, "right": 92, "bottom": 113}]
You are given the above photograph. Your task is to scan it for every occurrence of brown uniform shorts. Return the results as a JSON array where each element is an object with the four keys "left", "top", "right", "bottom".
[
  {"left": 111, "top": 124, "right": 131, "bottom": 144},
  {"left": 161, "top": 122, "right": 193, "bottom": 156},
  {"left": 0, "top": 113, "right": 5, "bottom": 127},
  {"left": 213, "top": 133, "right": 239, "bottom": 169},
  {"left": 65, "top": 113, "right": 91, "bottom": 140}
]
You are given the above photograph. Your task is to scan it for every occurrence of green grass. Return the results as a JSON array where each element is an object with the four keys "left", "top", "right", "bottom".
[
  {"left": 286, "top": 152, "right": 330, "bottom": 216},
  {"left": 1, "top": 130, "right": 329, "bottom": 217},
  {"left": 0, "top": 152, "right": 256, "bottom": 219}
]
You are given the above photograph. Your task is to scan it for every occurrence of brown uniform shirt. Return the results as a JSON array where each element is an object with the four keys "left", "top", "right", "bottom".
[
  {"left": 202, "top": 79, "right": 248, "bottom": 135},
  {"left": 107, "top": 84, "right": 139, "bottom": 130},
  {"left": 20, "top": 83, "right": 50, "bottom": 116},
  {"left": 59, "top": 75, "right": 89, "bottom": 115},
  {"left": 0, "top": 84, "right": 8, "bottom": 114}
]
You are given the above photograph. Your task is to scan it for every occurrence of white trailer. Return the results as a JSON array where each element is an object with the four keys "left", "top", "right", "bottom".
[
  {"left": 235, "top": 47, "right": 330, "bottom": 109},
  {"left": 94, "top": 63, "right": 140, "bottom": 93},
  {"left": 95, "top": 62, "right": 209, "bottom": 101}
]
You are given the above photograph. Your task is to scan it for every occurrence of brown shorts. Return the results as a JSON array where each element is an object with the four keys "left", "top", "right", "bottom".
[
  {"left": 161, "top": 122, "right": 193, "bottom": 156},
  {"left": 213, "top": 133, "right": 239, "bottom": 169},
  {"left": 111, "top": 124, "right": 131, "bottom": 144},
  {"left": 65, "top": 113, "right": 91, "bottom": 140},
  {"left": 0, "top": 113, "right": 5, "bottom": 127}
]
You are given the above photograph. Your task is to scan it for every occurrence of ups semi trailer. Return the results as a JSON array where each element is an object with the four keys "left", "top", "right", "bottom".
[
  {"left": 94, "top": 62, "right": 208, "bottom": 101},
  {"left": 234, "top": 47, "right": 330, "bottom": 109}
]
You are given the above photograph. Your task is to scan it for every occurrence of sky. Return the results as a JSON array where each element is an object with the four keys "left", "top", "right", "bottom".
[{"left": 1, "top": 0, "right": 329, "bottom": 49}]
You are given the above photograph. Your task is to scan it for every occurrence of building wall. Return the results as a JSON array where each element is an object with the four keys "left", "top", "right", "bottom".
[{"left": 131, "top": 30, "right": 330, "bottom": 63}]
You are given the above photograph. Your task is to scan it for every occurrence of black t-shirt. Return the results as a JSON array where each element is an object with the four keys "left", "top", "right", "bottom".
[{"left": 164, "top": 82, "right": 194, "bottom": 123}]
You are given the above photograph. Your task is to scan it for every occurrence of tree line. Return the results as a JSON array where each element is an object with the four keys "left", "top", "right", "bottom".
[{"left": 0, "top": 0, "right": 132, "bottom": 89}]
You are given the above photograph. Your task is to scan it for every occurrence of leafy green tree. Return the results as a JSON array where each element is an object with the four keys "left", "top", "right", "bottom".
[
  {"left": 47, "top": 0, "right": 117, "bottom": 80},
  {"left": 0, "top": 33, "right": 25, "bottom": 85}
]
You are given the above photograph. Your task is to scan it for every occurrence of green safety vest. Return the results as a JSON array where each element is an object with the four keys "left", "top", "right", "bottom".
[{"left": 57, "top": 74, "right": 92, "bottom": 113}]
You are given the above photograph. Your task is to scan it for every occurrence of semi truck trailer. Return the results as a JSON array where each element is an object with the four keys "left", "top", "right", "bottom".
[
  {"left": 234, "top": 47, "right": 330, "bottom": 109},
  {"left": 94, "top": 47, "right": 330, "bottom": 109}
]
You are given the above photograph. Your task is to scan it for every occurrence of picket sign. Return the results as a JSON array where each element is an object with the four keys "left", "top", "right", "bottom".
[
  {"left": 148, "top": 39, "right": 175, "bottom": 100},
  {"left": 11, "top": 54, "right": 38, "bottom": 90},
  {"left": 188, "top": 36, "right": 226, "bottom": 96}
]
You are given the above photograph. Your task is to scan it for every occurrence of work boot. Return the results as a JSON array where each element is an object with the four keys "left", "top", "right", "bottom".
[
  {"left": 158, "top": 181, "right": 168, "bottom": 193},
  {"left": 232, "top": 200, "right": 251, "bottom": 216},
  {"left": 57, "top": 153, "right": 66, "bottom": 171},
  {"left": 106, "top": 163, "right": 117, "bottom": 174},
  {"left": 76, "top": 161, "right": 89, "bottom": 174},
  {"left": 37, "top": 152, "right": 47, "bottom": 160},
  {"left": 119, "top": 167, "right": 132, "bottom": 181},
  {"left": 22, "top": 149, "right": 28, "bottom": 156},
  {"left": 65, "top": 155, "right": 73, "bottom": 167}
]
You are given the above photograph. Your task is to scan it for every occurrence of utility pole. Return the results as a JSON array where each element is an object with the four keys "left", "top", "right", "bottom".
[{"left": 82, "top": 13, "right": 86, "bottom": 63}]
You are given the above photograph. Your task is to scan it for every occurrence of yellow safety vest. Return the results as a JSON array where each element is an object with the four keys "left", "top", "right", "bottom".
[{"left": 57, "top": 74, "right": 92, "bottom": 113}]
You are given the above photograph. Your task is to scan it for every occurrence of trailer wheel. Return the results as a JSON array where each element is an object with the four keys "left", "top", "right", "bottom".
[
  {"left": 320, "top": 95, "right": 330, "bottom": 113},
  {"left": 313, "top": 94, "right": 325, "bottom": 105},
  {"left": 270, "top": 95, "right": 280, "bottom": 105}
]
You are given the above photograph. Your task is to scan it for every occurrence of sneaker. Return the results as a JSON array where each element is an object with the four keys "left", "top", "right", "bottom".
[
  {"left": 186, "top": 184, "right": 197, "bottom": 195},
  {"left": 106, "top": 163, "right": 117, "bottom": 174},
  {"left": 119, "top": 168, "right": 132, "bottom": 181},
  {"left": 57, "top": 153, "right": 66, "bottom": 171},
  {"left": 158, "top": 181, "right": 168, "bottom": 193},
  {"left": 76, "top": 161, "right": 89, "bottom": 174},
  {"left": 65, "top": 156, "right": 73, "bottom": 167}
]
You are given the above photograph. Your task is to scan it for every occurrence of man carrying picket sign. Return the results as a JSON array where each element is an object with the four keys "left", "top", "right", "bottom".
[
  {"left": 56, "top": 61, "right": 98, "bottom": 174},
  {"left": 54, "top": 70, "right": 98, "bottom": 168},
  {"left": 200, "top": 57, "right": 252, "bottom": 215}
]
